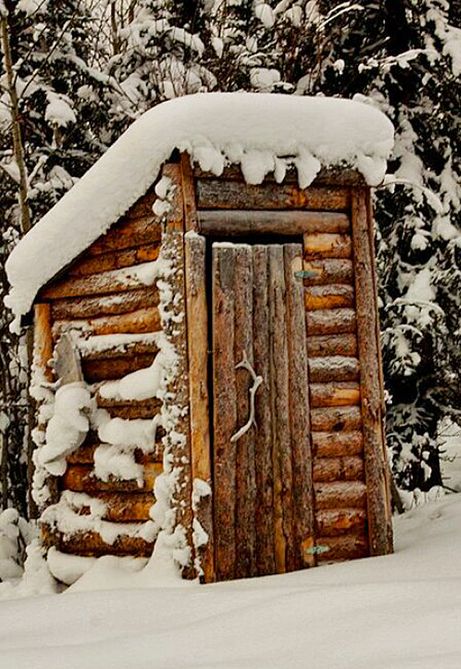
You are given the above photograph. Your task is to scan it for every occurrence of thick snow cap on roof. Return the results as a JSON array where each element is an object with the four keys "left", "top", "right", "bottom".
[{"left": 6, "top": 92, "right": 394, "bottom": 325}]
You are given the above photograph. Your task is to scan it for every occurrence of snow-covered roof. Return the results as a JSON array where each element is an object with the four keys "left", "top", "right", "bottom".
[{"left": 5, "top": 92, "right": 394, "bottom": 325}]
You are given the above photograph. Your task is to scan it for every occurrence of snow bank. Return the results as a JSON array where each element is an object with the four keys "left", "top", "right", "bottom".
[
  {"left": 6, "top": 92, "right": 394, "bottom": 325},
  {"left": 0, "top": 495, "right": 460, "bottom": 668}
]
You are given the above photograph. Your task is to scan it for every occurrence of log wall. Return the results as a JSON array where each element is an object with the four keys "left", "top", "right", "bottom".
[
  {"left": 36, "top": 187, "right": 162, "bottom": 558},
  {"left": 302, "top": 218, "right": 368, "bottom": 563}
]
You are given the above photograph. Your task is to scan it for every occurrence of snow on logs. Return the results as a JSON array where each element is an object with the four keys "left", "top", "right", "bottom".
[{"left": 36, "top": 191, "right": 163, "bottom": 558}]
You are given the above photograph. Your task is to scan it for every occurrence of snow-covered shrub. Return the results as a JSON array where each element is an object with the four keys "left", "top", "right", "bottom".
[{"left": 0, "top": 509, "right": 33, "bottom": 581}]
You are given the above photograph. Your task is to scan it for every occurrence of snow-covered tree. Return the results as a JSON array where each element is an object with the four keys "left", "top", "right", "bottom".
[{"left": 0, "top": 0, "right": 112, "bottom": 514}]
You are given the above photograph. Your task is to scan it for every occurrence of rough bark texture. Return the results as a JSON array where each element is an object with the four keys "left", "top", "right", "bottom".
[
  {"left": 184, "top": 231, "right": 214, "bottom": 582},
  {"left": 198, "top": 210, "right": 350, "bottom": 236},
  {"left": 351, "top": 189, "right": 393, "bottom": 556},
  {"left": 197, "top": 179, "right": 350, "bottom": 211}
]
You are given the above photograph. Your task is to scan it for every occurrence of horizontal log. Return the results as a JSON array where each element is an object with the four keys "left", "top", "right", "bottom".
[
  {"left": 79, "top": 338, "right": 160, "bottom": 361},
  {"left": 125, "top": 189, "right": 157, "bottom": 220},
  {"left": 303, "top": 259, "right": 354, "bottom": 285},
  {"left": 96, "top": 395, "right": 162, "bottom": 420},
  {"left": 196, "top": 179, "right": 350, "bottom": 211},
  {"left": 88, "top": 215, "right": 161, "bottom": 256},
  {"left": 57, "top": 491, "right": 154, "bottom": 522},
  {"left": 100, "top": 492, "right": 154, "bottom": 522},
  {"left": 311, "top": 431, "right": 364, "bottom": 457},
  {"left": 306, "top": 309, "right": 356, "bottom": 336},
  {"left": 193, "top": 165, "right": 365, "bottom": 187},
  {"left": 315, "top": 509, "right": 367, "bottom": 537},
  {"left": 304, "top": 285, "right": 355, "bottom": 311},
  {"left": 310, "top": 382, "right": 361, "bottom": 408},
  {"left": 82, "top": 353, "right": 157, "bottom": 383},
  {"left": 310, "top": 406, "right": 362, "bottom": 432},
  {"left": 198, "top": 210, "right": 350, "bottom": 236},
  {"left": 51, "top": 288, "right": 159, "bottom": 320},
  {"left": 308, "top": 356, "right": 360, "bottom": 383},
  {"left": 62, "top": 463, "right": 161, "bottom": 493},
  {"left": 307, "top": 334, "right": 357, "bottom": 357},
  {"left": 315, "top": 534, "right": 369, "bottom": 562},
  {"left": 52, "top": 307, "right": 161, "bottom": 340},
  {"left": 313, "top": 456, "right": 364, "bottom": 482},
  {"left": 66, "top": 443, "right": 162, "bottom": 465},
  {"left": 304, "top": 233, "right": 352, "bottom": 259},
  {"left": 41, "top": 262, "right": 159, "bottom": 300},
  {"left": 41, "top": 525, "right": 155, "bottom": 558},
  {"left": 314, "top": 481, "right": 367, "bottom": 509},
  {"left": 68, "top": 244, "right": 160, "bottom": 277}
]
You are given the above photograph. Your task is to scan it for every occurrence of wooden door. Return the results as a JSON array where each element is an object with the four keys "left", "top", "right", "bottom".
[{"left": 211, "top": 242, "right": 315, "bottom": 581}]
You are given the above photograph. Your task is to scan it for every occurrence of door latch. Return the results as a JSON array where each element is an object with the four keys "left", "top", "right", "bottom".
[{"left": 294, "top": 270, "right": 318, "bottom": 280}]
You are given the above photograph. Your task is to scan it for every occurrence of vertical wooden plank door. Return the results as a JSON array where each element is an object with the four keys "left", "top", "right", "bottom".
[{"left": 212, "top": 242, "right": 315, "bottom": 581}]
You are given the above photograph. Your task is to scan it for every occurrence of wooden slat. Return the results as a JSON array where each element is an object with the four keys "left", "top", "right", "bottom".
[
  {"left": 197, "top": 179, "right": 351, "bottom": 211},
  {"left": 184, "top": 232, "right": 213, "bottom": 582},
  {"left": 67, "top": 443, "right": 162, "bottom": 465},
  {"left": 310, "top": 382, "right": 361, "bottom": 408},
  {"left": 212, "top": 246, "right": 237, "bottom": 581},
  {"left": 304, "top": 233, "right": 352, "bottom": 259},
  {"left": 198, "top": 210, "right": 350, "bottom": 236},
  {"left": 315, "top": 534, "right": 368, "bottom": 563},
  {"left": 233, "top": 246, "right": 256, "bottom": 579},
  {"left": 311, "top": 431, "right": 363, "bottom": 457},
  {"left": 252, "top": 246, "right": 275, "bottom": 576},
  {"left": 42, "top": 525, "right": 155, "bottom": 557},
  {"left": 306, "top": 308, "right": 356, "bottom": 336},
  {"left": 269, "top": 245, "right": 293, "bottom": 572},
  {"left": 32, "top": 303, "right": 56, "bottom": 515},
  {"left": 33, "top": 303, "right": 54, "bottom": 382},
  {"left": 56, "top": 491, "right": 155, "bottom": 522},
  {"left": 307, "top": 333, "right": 357, "bottom": 358},
  {"left": 62, "top": 463, "right": 162, "bottom": 493},
  {"left": 124, "top": 189, "right": 157, "bottom": 220},
  {"left": 181, "top": 153, "right": 199, "bottom": 232},
  {"left": 157, "top": 163, "right": 196, "bottom": 578},
  {"left": 68, "top": 244, "right": 160, "bottom": 277},
  {"left": 315, "top": 509, "right": 366, "bottom": 536},
  {"left": 314, "top": 481, "right": 367, "bottom": 510},
  {"left": 313, "top": 456, "right": 364, "bottom": 483},
  {"left": 79, "top": 338, "right": 159, "bottom": 361},
  {"left": 87, "top": 215, "right": 161, "bottom": 256},
  {"left": 284, "top": 244, "right": 315, "bottom": 569},
  {"left": 51, "top": 288, "right": 159, "bottom": 320},
  {"left": 310, "top": 406, "right": 362, "bottom": 432},
  {"left": 53, "top": 307, "right": 161, "bottom": 340},
  {"left": 351, "top": 188, "right": 393, "bottom": 556},
  {"left": 304, "top": 285, "right": 355, "bottom": 311},
  {"left": 82, "top": 352, "right": 157, "bottom": 383},
  {"left": 99, "top": 492, "right": 153, "bottom": 522},
  {"left": 41, "top": 262, "right": 158, "bottom": 300},
  {"left": 308, "top": 356, "right": 360, "bottom": 383},
  {"left": 302, "top": 259, "right": 353, "bottom": 285},
  {"left": 96, "top": 395, "right": 161, "bottom": 419}
]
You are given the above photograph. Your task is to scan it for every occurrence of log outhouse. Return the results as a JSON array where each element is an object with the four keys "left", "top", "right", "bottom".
[{"left": 6, "top": 93, "right": 394, "bottom": 583}]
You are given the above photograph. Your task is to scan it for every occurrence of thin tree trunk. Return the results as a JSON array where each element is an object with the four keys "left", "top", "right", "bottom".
[
  {"left": 1, "top": 15, "right": 31, "bottom": 235},
  {"left": 1, "top": 12, "right": 36, "bottom": 518}
]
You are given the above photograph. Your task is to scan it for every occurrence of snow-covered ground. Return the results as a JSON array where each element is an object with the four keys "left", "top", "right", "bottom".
[{"left": 0, "top": 494, "right": 460, "bottom": 669}]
